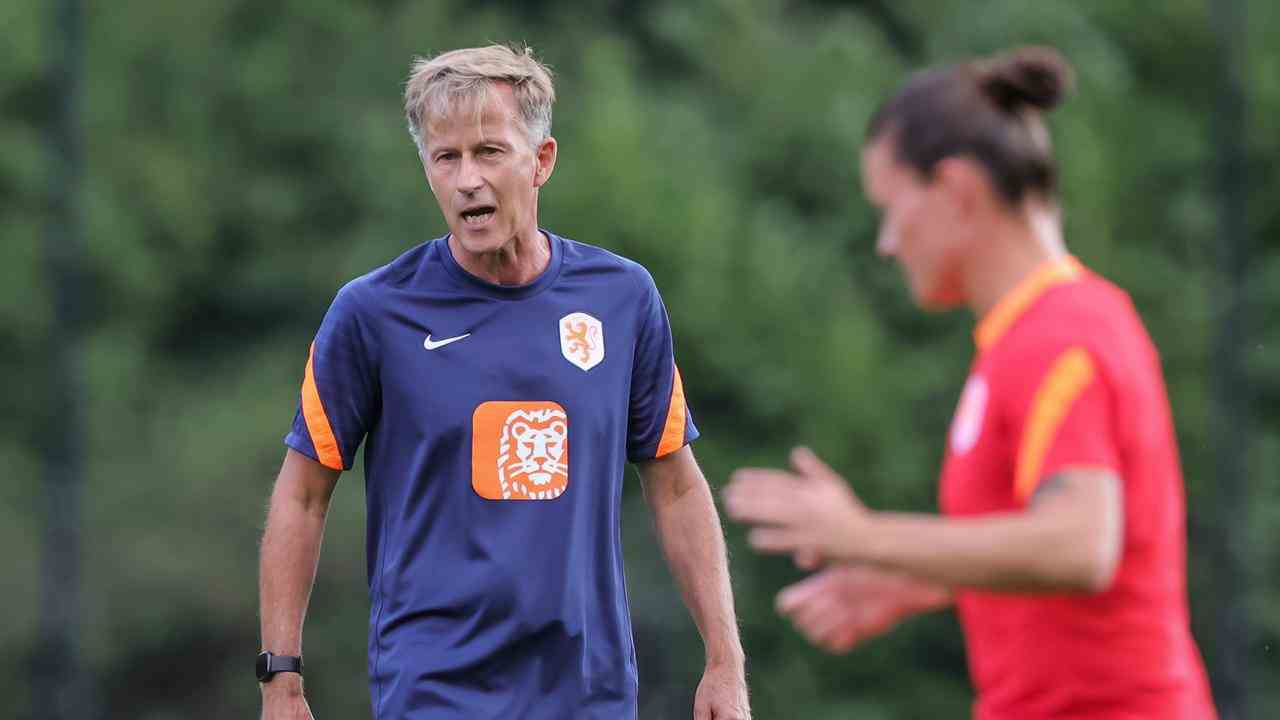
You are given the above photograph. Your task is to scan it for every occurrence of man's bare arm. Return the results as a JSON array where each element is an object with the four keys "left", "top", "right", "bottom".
[
  {"left": 259, "top": 449, "right": 340, "bottom": 709},
  {"left": 638, "top": 446, "right": 744, "bottom": 664},
  {"left": 638, "top": 446, "right": 750, "bottom": 719}
]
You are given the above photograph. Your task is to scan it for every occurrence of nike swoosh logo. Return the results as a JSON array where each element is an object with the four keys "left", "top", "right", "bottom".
[{"left": 423, "top": 333, "right": 471, "bottom": 350}]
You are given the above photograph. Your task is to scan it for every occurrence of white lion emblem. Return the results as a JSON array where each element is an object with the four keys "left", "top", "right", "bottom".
[
  {"left": 560, "top": 312, "right": 604, "bottom": 371},
  {"left": 496, "top": 408, "right": 569, "bottom": 499}
]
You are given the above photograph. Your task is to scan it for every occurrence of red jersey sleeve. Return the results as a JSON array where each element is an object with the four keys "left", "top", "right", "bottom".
[{"left": 1004, "top": 344, "right": 1120, "bottom": 503}]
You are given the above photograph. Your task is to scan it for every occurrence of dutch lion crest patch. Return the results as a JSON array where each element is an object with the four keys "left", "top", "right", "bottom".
[{"left": 559, "top": 312, "right": 604, "bottom": 371}]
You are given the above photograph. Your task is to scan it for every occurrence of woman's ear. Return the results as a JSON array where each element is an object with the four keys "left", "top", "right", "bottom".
[{"left": 934, "top": 155, "right": 996, "bottom": 221}]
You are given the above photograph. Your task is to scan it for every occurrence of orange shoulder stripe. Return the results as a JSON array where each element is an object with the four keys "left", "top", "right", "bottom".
[
  {"left": 301, "top": 342, "right": 344, "bottom": 470},
  {"left": 1014, "top": 347, "right": 1096, "bottom": 502},
  {"left": 655, "top": 365, "right": 688, "bottom": 458},
  {"left": 974, "top": 256, "right": 1083, "bottom": 351}
]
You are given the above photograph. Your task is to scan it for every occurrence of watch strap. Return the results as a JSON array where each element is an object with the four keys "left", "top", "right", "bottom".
[
  {"left": 257, "top": 651, "right": 303, "bottom": 682},
  {"left": 267, "top": 654, "right": 303, "bottom": 675}
]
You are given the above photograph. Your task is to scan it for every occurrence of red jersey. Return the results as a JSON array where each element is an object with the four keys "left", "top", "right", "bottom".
[{"left": 939, "top": 257, "right": 1216, "bottom": 719}]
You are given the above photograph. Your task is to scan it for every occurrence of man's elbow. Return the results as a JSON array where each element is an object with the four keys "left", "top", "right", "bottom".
[
  {"left": 638, "top": 447, "right": 705, "bottom": 507},
  {"left": 280, "top": 473, "right": 339, "bottom": 518},
  {"left": 279, "top": 488, "right": 332, "bottom": 520},
  {"left": 270, "top": 453, "right": 341, "bottom": 519}
]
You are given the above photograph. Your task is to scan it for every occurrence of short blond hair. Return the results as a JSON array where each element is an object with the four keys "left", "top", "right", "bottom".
[{"left": 404, "top": 44, "right": 555, "bottom": 153}]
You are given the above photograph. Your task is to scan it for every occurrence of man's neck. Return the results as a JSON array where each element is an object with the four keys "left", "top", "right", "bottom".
[{"left": 450, "top": 228, "right": 552, "bottom": 286}]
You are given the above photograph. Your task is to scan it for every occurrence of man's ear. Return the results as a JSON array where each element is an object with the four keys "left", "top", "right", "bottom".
[{"left": 533, "top": 136, "right": 558, "bottom": 188}]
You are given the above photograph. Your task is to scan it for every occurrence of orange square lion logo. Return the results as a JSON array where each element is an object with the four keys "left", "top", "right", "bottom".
[{"left": 472, "top": 401, "right": 569, "bottom": 500}]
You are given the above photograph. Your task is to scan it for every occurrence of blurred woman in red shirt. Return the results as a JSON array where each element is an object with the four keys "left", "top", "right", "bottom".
[{"left": 725, "top": 47, "right": 1216, "bottom": 719}]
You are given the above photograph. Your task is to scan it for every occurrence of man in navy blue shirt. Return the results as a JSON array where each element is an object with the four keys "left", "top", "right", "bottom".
[{"left": 258, "top": 44, "right": 750, "bottom": 719}]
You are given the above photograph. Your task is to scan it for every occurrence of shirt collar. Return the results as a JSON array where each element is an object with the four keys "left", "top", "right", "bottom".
[{"left": 973, "top": 255, "right": 1084, "bottom": 351}]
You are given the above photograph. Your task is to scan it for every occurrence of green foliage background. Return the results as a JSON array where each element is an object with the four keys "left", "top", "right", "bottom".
[{"left": 3, "top": 0, "right": 1278, "bottom": 717}]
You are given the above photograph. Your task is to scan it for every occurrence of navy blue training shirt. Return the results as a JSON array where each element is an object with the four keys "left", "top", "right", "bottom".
[{"left": 284, "top": 231, "right": 698, "bottom": 719}]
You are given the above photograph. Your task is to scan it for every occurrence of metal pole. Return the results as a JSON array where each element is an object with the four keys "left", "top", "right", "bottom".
[
  {"left": 35, "top": 0, "right": 89, "bottom": 716},
  {"left": 1208, "top": 0, "right": 1249, "bottom": 717}
]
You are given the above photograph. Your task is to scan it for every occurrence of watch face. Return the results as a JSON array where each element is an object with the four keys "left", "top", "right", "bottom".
[{"left": 256, "top": 651, "right": 272, "bottom": 682}]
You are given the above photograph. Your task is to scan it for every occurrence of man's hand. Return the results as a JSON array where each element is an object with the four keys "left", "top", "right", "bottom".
[
  {"left": 694, "top": 661, "right": 751, "bottom": 720},
  {"left": 776, "top": 565, "right": 951, "bottom": 654},
  {"left": 261, "top": 676, "right": 314, "bottom": 719},
  {"left": 723, "top": 447, "right": 869, "bottom": 566}
]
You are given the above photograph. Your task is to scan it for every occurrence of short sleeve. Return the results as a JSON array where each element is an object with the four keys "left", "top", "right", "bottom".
[
  {"left": 284, "top": 282, "right": 379, "bottom": 471},
  {"left": 626, "top": 271, "right": 699, "bottom": 463},
  {"left": 1007, "top": 345, "right": 1120, "bottom": 503}
]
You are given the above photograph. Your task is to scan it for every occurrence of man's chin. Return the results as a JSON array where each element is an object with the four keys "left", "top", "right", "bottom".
[{"left": 450, "top": 227, "right": 506, "bottom": 255}]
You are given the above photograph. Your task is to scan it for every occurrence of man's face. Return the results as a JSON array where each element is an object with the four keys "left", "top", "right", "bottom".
[
  {"left": 421, "top": 83, "right": 556, "bottom": 255},
  {"left": 861, "top": 136, "right": 967, "bottom": 308}
]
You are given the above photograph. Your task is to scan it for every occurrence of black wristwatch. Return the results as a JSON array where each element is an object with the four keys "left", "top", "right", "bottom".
[{"left": 256, "top": 651, "right": 303, "bottom": 683}]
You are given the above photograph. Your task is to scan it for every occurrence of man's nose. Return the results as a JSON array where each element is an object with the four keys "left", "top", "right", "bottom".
[{"left": 457, "top": 155, "right": 484, "bottom": 194}]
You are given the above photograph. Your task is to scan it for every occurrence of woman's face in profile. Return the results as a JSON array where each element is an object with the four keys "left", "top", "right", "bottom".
[{"left": 861, "top": 135, "right": 968, "bottom": 309}]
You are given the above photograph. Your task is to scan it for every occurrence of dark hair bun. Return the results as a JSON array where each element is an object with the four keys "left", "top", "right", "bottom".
[{"left": 978, "top": 46, "right": 1074, "bottom": 113}]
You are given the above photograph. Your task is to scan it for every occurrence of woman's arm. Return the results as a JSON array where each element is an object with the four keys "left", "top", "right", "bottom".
[{"left": 725, "top": 448, "right": 1123, "bottom": 594}]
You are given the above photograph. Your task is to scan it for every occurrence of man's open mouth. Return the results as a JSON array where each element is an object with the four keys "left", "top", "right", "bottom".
[{"left": 461, "top": 206, "right": 496, "bottom": 226}]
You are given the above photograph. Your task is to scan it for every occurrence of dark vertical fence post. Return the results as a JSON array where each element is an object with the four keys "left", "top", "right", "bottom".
[
  {"left": 1208, "top": 0, "right": 1250, "bottom": 717},
  {"left": 36, "top": 0, "right": 90, "bottom": 717}
]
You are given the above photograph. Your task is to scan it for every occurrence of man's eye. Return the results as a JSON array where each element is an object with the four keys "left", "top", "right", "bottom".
[
  {"left": 435, "top": 152, "right": 457, "bottom": 162},
  {"left": 479, "top": 146, "right": 501, "bottom": 156}
]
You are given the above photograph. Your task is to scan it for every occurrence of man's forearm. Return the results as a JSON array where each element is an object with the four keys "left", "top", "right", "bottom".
[
  {"left": 643, "top": 450, "right": 744, "bottom": 666},
  {"left": 657, "top": 483, "right": 744, "bottom": 663},
  {"left": 259, "top": 450, "right": 339, "bottom": 693},
  {"left": 259, "top": 492, "right": 329, "bottom": 656}
]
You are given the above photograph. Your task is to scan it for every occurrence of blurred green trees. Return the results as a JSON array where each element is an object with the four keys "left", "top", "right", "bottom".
[{"left": 4, "top": 0, "right": 1278, "bottom": 717}]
